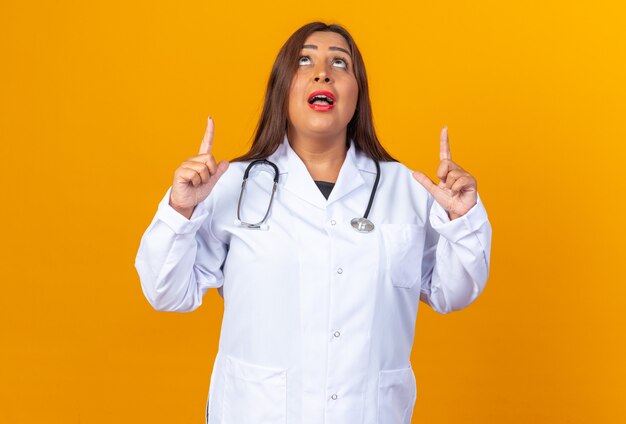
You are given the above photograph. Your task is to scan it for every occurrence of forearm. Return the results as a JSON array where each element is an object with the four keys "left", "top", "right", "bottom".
[
  {"left": 135, "top": 187, "right": 220, "bottom": 312},
  {"left": 421, "top": 193, "right": 492, "bottom": 314}
]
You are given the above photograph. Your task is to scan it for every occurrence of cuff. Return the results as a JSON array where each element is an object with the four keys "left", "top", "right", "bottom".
[
  {"left": 429, "top": 192, "right": 489, "bottom": 243},
  {"left": 155, "top": 187, "right": 211, "bottom": 235}
]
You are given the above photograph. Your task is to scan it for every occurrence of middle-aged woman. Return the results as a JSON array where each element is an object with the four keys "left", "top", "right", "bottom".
[{"left": 135, "top": 21, "right": 492, "bottom": 424}]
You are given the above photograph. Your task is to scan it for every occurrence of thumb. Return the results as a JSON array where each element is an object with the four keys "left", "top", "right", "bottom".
[
  {"left": 412, "top": 170, "right": 438, "bottom": 197},
  {"left": 213, "top": 160, "right": 230, "bottom": 181}
]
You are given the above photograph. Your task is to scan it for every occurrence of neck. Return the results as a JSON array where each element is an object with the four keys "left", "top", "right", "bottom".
[{"left": 287, "top": 127, "right": 348, "bottom": 183}]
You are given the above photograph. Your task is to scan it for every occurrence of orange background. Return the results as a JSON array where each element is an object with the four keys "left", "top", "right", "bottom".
[{"left": 1, "top": 0, "right": 625, "bottom": 422}]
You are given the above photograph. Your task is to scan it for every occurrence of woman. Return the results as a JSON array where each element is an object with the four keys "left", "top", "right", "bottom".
[{"left": 135, "top": 21, "right": 492, "bottom": 424}]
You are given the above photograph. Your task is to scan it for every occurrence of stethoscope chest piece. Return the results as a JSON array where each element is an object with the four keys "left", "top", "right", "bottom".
[
  {"left": 349, "top": 159, "right": 380, "bottom": 233},
  {"left": 350, "top": 217, "right": 375, "bottom": 233}
]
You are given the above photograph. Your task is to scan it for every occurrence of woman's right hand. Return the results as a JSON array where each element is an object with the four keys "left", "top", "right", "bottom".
[{"left": 169, "top": 116, "right": 230, "bottom": 219}]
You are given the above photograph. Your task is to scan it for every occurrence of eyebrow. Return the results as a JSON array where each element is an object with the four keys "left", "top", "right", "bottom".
[{"left": 302, "top": 44, "right": 351, "bottom": 56}]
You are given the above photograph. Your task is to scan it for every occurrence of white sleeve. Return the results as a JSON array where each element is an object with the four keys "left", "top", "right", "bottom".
[
  {"left": 134, "top": 186, "right": 227, "bottom": 312},
  {"left": 419, "top": 192, "right": 492, "bottom": 314}
]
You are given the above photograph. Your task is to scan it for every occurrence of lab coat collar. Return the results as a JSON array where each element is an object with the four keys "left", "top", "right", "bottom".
[{"left": 267, "top": 134, "right": 378, "bottom": 210}]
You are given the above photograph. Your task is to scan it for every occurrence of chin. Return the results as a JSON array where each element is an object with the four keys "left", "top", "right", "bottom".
[
  {"left": 304, "top": 124, "right": 345, "bottom": 137},
  {"left": 288, "top": 112, "right": 351, "bottom": 139},
  {"left": 307, "top": 117, "right": 351, "bottom": 133}
]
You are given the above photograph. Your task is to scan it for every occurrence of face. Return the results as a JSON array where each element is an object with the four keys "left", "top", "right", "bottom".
[{"left": 287, "top": 31, "right": 359, "bottom": 140}]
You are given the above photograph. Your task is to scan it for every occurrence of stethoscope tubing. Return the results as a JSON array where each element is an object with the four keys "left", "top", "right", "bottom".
[
  {"left": 237, "top": 159, "right": 279, "bottom": 228},
  {"left": 237, "top": 157, "right": 380, "bottom": 232}
]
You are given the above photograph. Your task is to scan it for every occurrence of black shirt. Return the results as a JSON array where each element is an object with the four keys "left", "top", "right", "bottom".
[{"left": 314, "top": 181, "right": 335, "bottom": 200}]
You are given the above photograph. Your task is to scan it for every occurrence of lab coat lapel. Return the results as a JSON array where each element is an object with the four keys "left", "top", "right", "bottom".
[
  {"left": 281, "top": 136, "right": 329, "bottom": 210},
  {"left": 326, "top": 140, "right": 365, "bottom": 206},
  {"left": 274, "top": 135, "right": 369, "bottom": 210}
]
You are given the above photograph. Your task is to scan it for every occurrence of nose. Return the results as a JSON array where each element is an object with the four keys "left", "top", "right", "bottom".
[
  {"left": 314, "top": 75, "right": 331, "bottom": 83},
  {"left": 313, "top": 64, "right": 332, "bottom": 83}
]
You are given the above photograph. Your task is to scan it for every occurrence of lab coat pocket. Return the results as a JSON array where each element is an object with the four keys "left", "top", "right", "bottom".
[
  {"left": 222, "top": 355, "right": 287, "bottom": 424},
  {"left": 377, "top": 366, "right": 417, "bottom": 424},
  {"left": 380, "top": 224, "right": 425, "bottom": 289}
]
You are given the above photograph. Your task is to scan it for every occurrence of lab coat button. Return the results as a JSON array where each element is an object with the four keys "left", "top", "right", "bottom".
[
  {"left": 331, "top": 393, "right": 338, "bottom": 400},
  {"left": 336, "top": 268, "right": 343, "bottom": 274},
  {"left": 330, "top": 219, "right": 336, "bottom": 226},
  {"left": 334, "top": 331, "right": 341, "bottom": 338}
]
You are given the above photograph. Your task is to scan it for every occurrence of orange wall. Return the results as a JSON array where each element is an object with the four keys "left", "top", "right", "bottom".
[{"left": 1, "top": 0, "right": 625, "bottom": 422}]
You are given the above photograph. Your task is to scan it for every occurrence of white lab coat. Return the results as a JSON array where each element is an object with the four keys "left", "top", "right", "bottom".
[{"left": 134, "top": 135, "right": 492, "bottom": 424}]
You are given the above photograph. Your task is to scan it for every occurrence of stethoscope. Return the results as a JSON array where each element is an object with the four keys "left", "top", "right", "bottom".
[{"left": 235, "top": 158, "right": 381, "bottom": 233}]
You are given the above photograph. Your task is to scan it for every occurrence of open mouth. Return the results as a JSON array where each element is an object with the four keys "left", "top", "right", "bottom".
[{"left": 307, "top": 90, "right": 336, "bottom": 111}]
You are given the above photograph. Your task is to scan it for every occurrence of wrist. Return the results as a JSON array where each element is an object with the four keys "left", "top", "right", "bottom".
[{"left": 168, "top": 199, "right": 194, "bottom": 220}]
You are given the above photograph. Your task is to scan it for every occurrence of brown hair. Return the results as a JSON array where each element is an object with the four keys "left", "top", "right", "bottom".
[{"left": 231, "top": 21, "right": 397, "bottom": 163}]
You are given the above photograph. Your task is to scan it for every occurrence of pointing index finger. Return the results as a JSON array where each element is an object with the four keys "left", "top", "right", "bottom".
[
  {"left": 439, "top": 126, "right": 451, "bottom": 161},
  {"left": 199, "top": 116, "right": 214, "bottom": 155}
]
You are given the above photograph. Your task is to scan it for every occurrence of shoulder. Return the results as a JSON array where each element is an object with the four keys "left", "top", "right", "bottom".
[
  {"left": 378, "top": 160, "right": 425, "bottom": 189},
  {"left": 353, "top": 147, "right": 431, "bottom": 201},
  {"left": 375, "top": 159, "right": 435, "bottom": 213},
  {"left": 378, "top": 159, "right": 412, "bottom": 176}
]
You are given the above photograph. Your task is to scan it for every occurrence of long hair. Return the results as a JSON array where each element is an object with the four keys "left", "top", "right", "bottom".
[{"left": 231, "top": 21, "right": 396, "bottom": 163}]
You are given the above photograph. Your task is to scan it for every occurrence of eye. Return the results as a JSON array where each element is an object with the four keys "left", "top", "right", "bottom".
[
  {"left": 332, "top": 57, "right": 348, "bottom": 69},
  {"left": 298, "top": 56, "right": 311, "bottom": 66}
]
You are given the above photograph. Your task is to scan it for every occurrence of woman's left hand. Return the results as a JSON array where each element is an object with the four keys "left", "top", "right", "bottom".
[{"left": 412, "top": 127, "right": 478, "bottom": 220}]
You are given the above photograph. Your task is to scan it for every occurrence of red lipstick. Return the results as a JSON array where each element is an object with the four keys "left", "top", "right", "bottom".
[{"left": 307, "top": 90, "right": 336, "bottom": 111}]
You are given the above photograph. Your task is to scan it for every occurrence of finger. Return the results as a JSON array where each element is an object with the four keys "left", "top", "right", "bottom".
[
  {"left": 177, "top": 167, "right": 203, "bottom": 187},
  {"left": 436, "top": 159, "right": 463, "bottom": 182},
  {"left": 440, "top": 126, "right": 451, "bottom": 161},
  {"left": 436, "top": 159, "right": 451, "bottom": 182},
  {"left": 444, "top": 169, "right": 467, "bottom": 190},
  {"left": 188, "top": 152, "right": 215, "bottom": 164},
  {"left": 451, "top": 175, "right": 476, "bottom": 196},
  {"left": 212, "top": 160, "right": 230, "bottom": 181},
  {"left": 181, "top": 161, "right": 210, "bottom": 184},
  {"left": 186, "top": 154, "right": 217, "bottom": 179},
  {"left": 412, "top": 170, "right": 450, "bottom": 207},
  {"left": 205, "top": 154, "right": 217, "bottom": 176},
  {"left": 186, "top": 151, "right": 218, "bottom": 173},
  {"left": 450, "top": 175, "right": 470, "bottom": 196},
  {"left": 198, "top": 116, "right": 214, "bottom": 155}
]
